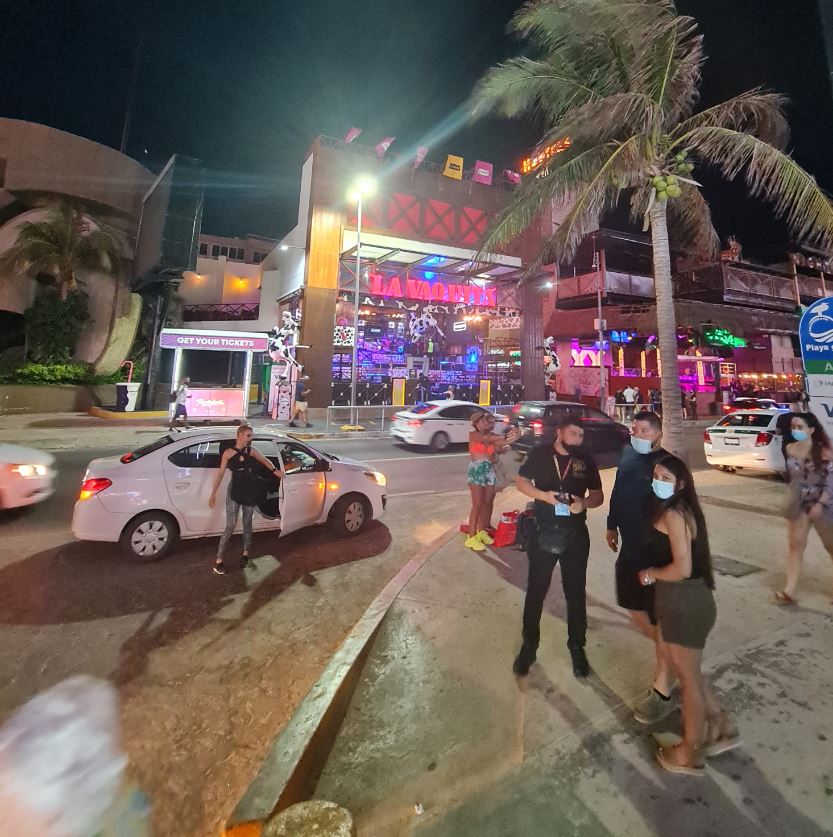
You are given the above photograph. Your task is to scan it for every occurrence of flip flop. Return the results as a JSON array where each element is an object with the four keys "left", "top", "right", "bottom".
[
  {"left": 705, "top": 733, "right": 742, "bottom": 758},
  {"left": 773, "top": 591, "right": 797, "bottom": 606},
  {"left": 656, "top": 746, "right": 705, "bottom": 777}
]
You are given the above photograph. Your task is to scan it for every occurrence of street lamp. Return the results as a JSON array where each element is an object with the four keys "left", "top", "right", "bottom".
[{"left": 348, "top": 176, "right": 377, "bottom": 426}]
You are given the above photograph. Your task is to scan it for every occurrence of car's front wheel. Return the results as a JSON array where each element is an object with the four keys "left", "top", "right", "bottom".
[
  {"left": 120, "top": 511, "right": 179, "bottom": 561},
  {"left": 430, "top": 431, "right": 450, "bottom": 452},
  {"left": 329, "top": 494, "right": 370, "bottom": 538}
]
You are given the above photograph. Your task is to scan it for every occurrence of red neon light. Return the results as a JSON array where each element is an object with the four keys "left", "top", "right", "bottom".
[
  {"left": 520, "top": 137, "right": 572, "bottom": 175},
  {"left": 369, "top": 273, "right": 497, "bottom": 307}
]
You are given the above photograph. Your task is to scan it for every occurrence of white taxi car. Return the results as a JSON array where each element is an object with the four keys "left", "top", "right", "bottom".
[
  {"left": 72, "top": 428, "right": 387, "bottom": 561},
  {"left": 0, "top": 443, "right": 55, "bottom": 510},
  {"left": 390, "top": 400, "right": 508, "bottom": 451},
  {"left": 703, "top": 409, "right": 788, "bottom": 474}
]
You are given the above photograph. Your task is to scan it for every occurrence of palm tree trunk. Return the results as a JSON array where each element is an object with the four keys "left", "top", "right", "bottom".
[
  {"left": 649, "top": 199, "right": 685, "bottom": 457},
  {"left": 520, "top": 279, "right": 544, "bottom": 400}
]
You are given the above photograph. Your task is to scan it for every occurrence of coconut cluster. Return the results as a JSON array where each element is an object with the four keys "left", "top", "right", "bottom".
[{"left": 652, "top": 153, "right": 694, "bottom": 202}]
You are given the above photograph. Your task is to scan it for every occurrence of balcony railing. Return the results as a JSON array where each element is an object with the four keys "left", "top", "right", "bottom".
[
  {"left": 556, "top": 270, "right": 654, "bottom": 304},
  {"left": 182, "top": 303, "right": 260, "bottom": 322},
  {"left": 673, "top": 261, "right": 825, "bottom": 310}
]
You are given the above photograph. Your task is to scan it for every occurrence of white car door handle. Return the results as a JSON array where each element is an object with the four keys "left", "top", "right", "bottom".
[{"left": 175, "top": 482, "right": 190, "bottom": 490}]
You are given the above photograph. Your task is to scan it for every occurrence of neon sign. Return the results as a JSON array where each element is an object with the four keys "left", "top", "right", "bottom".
[
  {"left": 703, "top": 326, "right": 746, "bottom": 348},
  {"left": 520, "top": 137, "right": 572, "bottom": 175},
  {"left": 369, "top": 272, "right": 497, "bottom": 306}
]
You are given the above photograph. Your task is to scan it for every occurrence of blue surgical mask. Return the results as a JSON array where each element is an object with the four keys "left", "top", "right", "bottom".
[
  {"left": 652, "top": 479, "right": 675, "bottom": 500},
  {"left": 630, "top": 436, "right": 653, "bottom": 455},
  {"left": 792, "top": 430, "right": 809, "bottom": 442}
]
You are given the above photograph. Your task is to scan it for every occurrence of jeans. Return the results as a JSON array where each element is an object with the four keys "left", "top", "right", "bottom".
[
  {"left": 521, "top": 525, "right": 590, "bottom": 651},
  {"left": 217, "top": 493, "right": 254, "bottom": 559}
]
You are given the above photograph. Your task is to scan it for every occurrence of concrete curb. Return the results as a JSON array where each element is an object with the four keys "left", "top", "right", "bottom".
[
  {"left": 88, "top": 406, "right": 168, "bottom": 420},
  {"left": 222, "top": 524, "right": 462, "bottom": 836}
]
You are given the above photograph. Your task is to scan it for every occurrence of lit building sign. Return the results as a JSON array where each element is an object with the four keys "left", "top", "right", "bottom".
[
  {"left": 369, "top": 272, "right": 497, "bottom": 306},
  {"left": 520, "top": 137, "right": 572, "bottom": 175},
  {"left": 571, "top": 348, "right": 602, "bottom": 367},
  {"left": 703, "top": 326, "right": 747, "bottom": 348}
]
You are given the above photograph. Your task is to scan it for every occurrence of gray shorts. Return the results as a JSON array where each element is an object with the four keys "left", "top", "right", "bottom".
[{"left": 655, "top": 578, "right": 716, "bottom": 649}]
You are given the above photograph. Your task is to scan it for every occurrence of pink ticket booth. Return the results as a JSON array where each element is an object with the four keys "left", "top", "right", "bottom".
[{"left": 160, "top": 328, "right": 269, "bottom": 421}]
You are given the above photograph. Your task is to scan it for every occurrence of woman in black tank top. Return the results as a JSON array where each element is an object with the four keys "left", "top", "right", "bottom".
[
  {"left": 637, "top": 455, "right": 740, "bottom": 775},
  {"left": 209, "top": 424, "right": 284, "bottom": 575}
]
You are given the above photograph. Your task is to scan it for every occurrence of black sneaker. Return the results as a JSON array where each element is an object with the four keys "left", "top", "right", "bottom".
[
  {"left": 213, "top": 561, "right": 227, "bottom": 576},
  {"left": 288, "top": 422, "right": 297, "bottom": 427},
  {"left": 570, "top": 647, "right": 590, "bottom": 678},
  {"left": 512, "top": 645, "right": 537, "bottom": 676},
  {"left": 240, "top": 554, "right": 249, "bottom": 570}
]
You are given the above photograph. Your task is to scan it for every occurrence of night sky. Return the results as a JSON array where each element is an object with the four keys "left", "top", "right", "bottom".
[{"left": 3, "top": 0, "right": 832, "bottom": 259}]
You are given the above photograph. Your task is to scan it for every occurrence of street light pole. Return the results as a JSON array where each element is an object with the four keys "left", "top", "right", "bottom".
[{"left": 351, "top": 195, "right": 363, "bottom": 427}]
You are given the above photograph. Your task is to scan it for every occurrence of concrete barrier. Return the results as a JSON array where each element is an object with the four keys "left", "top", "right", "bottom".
[{"left": 0, "top": 384, "right": 113, "bottom": 414}]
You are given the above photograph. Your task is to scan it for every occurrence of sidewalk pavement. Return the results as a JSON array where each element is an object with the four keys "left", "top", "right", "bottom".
[
  {"left": 312, "top": 470, "right": 833, "bottom": 836},
  {"left": 0, "top": 411, "right": 392, "bottom": 451}
]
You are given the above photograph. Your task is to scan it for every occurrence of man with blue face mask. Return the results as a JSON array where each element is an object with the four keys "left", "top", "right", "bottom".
[{"left": 606, "top": 410, "right": 675, "bottom": 724}]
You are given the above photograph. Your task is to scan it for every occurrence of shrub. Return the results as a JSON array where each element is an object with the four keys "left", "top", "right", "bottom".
[
  {"left": 9, "top": 362, "right": 94, "bottom": 384},
  {"left": 24, "top": 289, "right": 89, "bottom": 364}
]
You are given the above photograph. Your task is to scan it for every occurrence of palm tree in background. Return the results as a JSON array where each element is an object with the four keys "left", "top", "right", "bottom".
[
  {"left": 0, "top": 199, "right": 122, "bottom": 300},
  {"left": 473, "top": 0, "right": 833, "bottom": 455}
]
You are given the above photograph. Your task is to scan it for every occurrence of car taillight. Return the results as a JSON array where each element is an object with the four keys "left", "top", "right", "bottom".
[
  {"left": 755, "top": 432, "right": 773, "bottom": 447},
  {"left": 703, "top": 431, "right": 711, "bottom": 443},
  {"left": 511, "top": 404, "right": 521, "bottom": 414},
  {"left": 79, "top": 478, "right": 112, "bottom": 501},
  {"left": 407, "top": 419, "right": 423, "bottom": 427},
  {"left": 722, "top": 404, "right": 731, "bottom": 412},
  {"left": 120, "top": 452, "right": 135, "bottom": 464},
  {"left": 531, "top": 420, "right": 543, "bottom": 434}
]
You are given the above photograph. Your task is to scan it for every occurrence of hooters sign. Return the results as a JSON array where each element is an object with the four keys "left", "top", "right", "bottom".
[{"left": 369, "top": 272, "right": 497, "bottom": 307}]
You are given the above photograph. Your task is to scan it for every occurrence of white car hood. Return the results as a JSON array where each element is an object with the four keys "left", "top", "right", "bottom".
[
  {"left": 0, "top": 444, "right": 55, "bottom": 467},
  {"left": 326, "top": 455, "right": 373, "bottom": 471}
]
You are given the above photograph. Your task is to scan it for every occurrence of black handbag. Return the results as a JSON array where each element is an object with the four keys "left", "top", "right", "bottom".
[{"left": 537, "top": 522, "right": 575, "bottom": 555}]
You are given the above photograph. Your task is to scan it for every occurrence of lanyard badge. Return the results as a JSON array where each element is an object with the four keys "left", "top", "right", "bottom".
[{"left": 554, "top": 455, "right": 572, "bottom": 516}]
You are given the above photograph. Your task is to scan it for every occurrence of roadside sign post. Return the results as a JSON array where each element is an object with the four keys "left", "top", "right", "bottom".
[{"left": 798, "top": 297, "right": 833, "bottom": 436}]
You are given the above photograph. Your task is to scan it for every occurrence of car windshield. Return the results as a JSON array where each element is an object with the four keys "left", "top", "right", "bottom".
[
  {"left": 517, "top": 404, "right": 545, "bottom": 418},
  {"left": 121, "top": 435, "right": 174, "bottom": 463},
  {"left": 410, "top": 403, "right": 438, "bottom": 415}
]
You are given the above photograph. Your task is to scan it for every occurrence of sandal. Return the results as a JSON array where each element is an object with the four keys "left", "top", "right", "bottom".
[
  {"left": 704, "top": 712, "right": 741, "bottom": 758},
  {"left": 656, "top": 743, "right": 705, "bottom": 776},
  {"left": 773, "top": 590, "right": 797, "bottom": 606}
]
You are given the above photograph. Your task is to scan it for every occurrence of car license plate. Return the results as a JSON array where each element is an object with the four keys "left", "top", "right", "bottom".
[{"left": 724, "top": 437, "right": 740, "bottom": 446}]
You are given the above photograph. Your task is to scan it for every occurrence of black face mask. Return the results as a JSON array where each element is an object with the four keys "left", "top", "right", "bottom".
[{"left": 562, "top": 442, "right": 583, "bottom": 454}]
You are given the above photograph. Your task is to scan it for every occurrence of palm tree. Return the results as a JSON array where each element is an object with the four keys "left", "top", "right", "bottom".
[
  {"left": 473, "top": 0, "right": 833, "bottom": 455},
  {"left": 0, "top": 199, "right": 122, "bottom": 300}
]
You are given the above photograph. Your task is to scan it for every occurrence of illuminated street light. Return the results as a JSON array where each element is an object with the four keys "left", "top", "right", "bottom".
[{"left": 347, "top": 176, "right": 378, "bottom": 426}]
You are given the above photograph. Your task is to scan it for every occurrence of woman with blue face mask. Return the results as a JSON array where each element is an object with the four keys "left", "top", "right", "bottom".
[
  {"left": 637, "top": 455, "right": 738, "bottom": 775},
  {"left": 776, "top": 412, "right": 833, "bottom": 605}
]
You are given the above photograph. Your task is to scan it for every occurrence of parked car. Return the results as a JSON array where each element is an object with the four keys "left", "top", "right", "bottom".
[
  {"left": 510, "top": 400, "right": 630, "bottom": 455},
  {"left": 704, "top": 409, "right": 788, "bottom": 473},
  {"left": 72, "top": 428, "right": 387, "bottom": 561},
  {"left": 0, "top": 443, "right": 55, "bottom": 510},
  {"left": 389, "top": 400, "right": 508, "bottom": 451},
  {"left": 722, "top": 397, "right": 782, "bottom": 414}
]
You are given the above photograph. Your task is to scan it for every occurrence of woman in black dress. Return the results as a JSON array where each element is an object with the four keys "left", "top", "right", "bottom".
[
  {"left": 209, "top": 424, "right": 284, "bottom": 575},
  {"left": 637, "top": 454, "right": 740, "bottom": 774}
]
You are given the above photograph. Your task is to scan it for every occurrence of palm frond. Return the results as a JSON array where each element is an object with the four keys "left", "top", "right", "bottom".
[
  {"left": 686, "top": 126, "right": 833, "bottom": 249},
  {"left": 666, "top": 186, "right": 720, "bottom": 258},
  {"left": 673, "top": 89, "right": 789, "bottom": 149},
  {"left": 471, "top": 57, "right": 599, "bottom": 121}
]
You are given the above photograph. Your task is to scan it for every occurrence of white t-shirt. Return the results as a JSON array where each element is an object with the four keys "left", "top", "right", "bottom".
[
  {"left": 175, "top": 385, "right": 189, "bottom": 406},
  {"left": 623, "top": 387, "right": 637, "bottom": 404}
]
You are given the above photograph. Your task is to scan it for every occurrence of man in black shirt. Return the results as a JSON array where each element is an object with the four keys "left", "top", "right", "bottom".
[
  {"left": 606, "top": 410, "right": 674, "bottom": 723},
  {"left": 514, "top": 415, "right": 604, "bottom": 678}
]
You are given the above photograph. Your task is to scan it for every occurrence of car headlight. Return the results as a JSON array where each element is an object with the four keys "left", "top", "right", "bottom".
[
  {"left": 10, "top": 464, "right": 49, "bottom": 478},
  {"left": 364, "top": 470, "right": 387, "bottom": 487}
]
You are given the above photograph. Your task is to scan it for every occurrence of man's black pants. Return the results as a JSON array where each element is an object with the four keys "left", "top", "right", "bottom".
[{"left": 521, "top": 525, "right": 590, "bottom": 652}]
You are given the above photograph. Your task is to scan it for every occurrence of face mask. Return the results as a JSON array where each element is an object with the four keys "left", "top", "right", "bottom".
[
  {"left": 652, "top": 479, "right": 675, "bottom": 500},
  {"left": 562, "top": 442, "right": 582, "bottom": 454},
  {"left": 792, "top": 430, "right": 809, "bottom": 442},
  {"left": 630, "top": 436, "right": 653, "bottom": 455}
]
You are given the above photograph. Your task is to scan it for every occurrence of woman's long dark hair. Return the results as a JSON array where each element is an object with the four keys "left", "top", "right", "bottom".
[
  {"left": 796, "top": 412, "right": 832, "bottom": 470},
  {"left": 650, "top": 454, "right": 714, "bottom": 589}
]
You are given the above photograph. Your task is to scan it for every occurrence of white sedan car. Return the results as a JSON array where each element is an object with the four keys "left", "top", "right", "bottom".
[
  {"left": 72, "top": 428, "right": 387, "bottom": 561},
  {"left": 0, "top": 443, "right": 55, "bottom": 510},
  {"left": 390, "top": 400, "right": 508, "bottom": 451},
  {"left": 704, "top": 409, "right": 788, "bottom": 474}
]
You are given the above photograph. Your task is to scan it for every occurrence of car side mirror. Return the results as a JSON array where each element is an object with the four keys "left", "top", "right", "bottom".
[{"left": 313, "top": 458, "right": 331, "bottom": 472}]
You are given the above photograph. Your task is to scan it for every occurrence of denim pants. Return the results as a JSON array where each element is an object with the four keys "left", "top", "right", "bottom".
[
  {"left": 217, "top": 492, "right": 254, "bottom": 559},
  {"left": 521, "top": 525, "right": 590, "bottom": 651}
]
